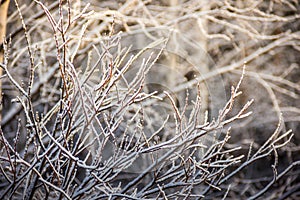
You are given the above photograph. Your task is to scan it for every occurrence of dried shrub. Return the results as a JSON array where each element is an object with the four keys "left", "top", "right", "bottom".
[{"left": 0, "top": 0, "right": 299, "bottom": 199}]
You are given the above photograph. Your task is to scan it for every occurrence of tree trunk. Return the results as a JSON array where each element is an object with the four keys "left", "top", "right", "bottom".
[{"left": 0, "top": 0, "right": 10, "bottom": 123}]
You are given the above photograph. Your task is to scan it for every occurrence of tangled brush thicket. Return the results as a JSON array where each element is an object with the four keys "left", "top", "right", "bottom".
[{"left": 0, "top": 0, "right": 299, "bottom": 199}]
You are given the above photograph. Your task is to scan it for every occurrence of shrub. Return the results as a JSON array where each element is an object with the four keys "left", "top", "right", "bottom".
[{"left": 1, "top": 1, "right": 299, "bottom": 199}]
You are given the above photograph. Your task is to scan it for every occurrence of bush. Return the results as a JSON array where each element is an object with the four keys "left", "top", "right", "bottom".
[{"left": 1, "top": 1, "right": 299, "bottom": 199}]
